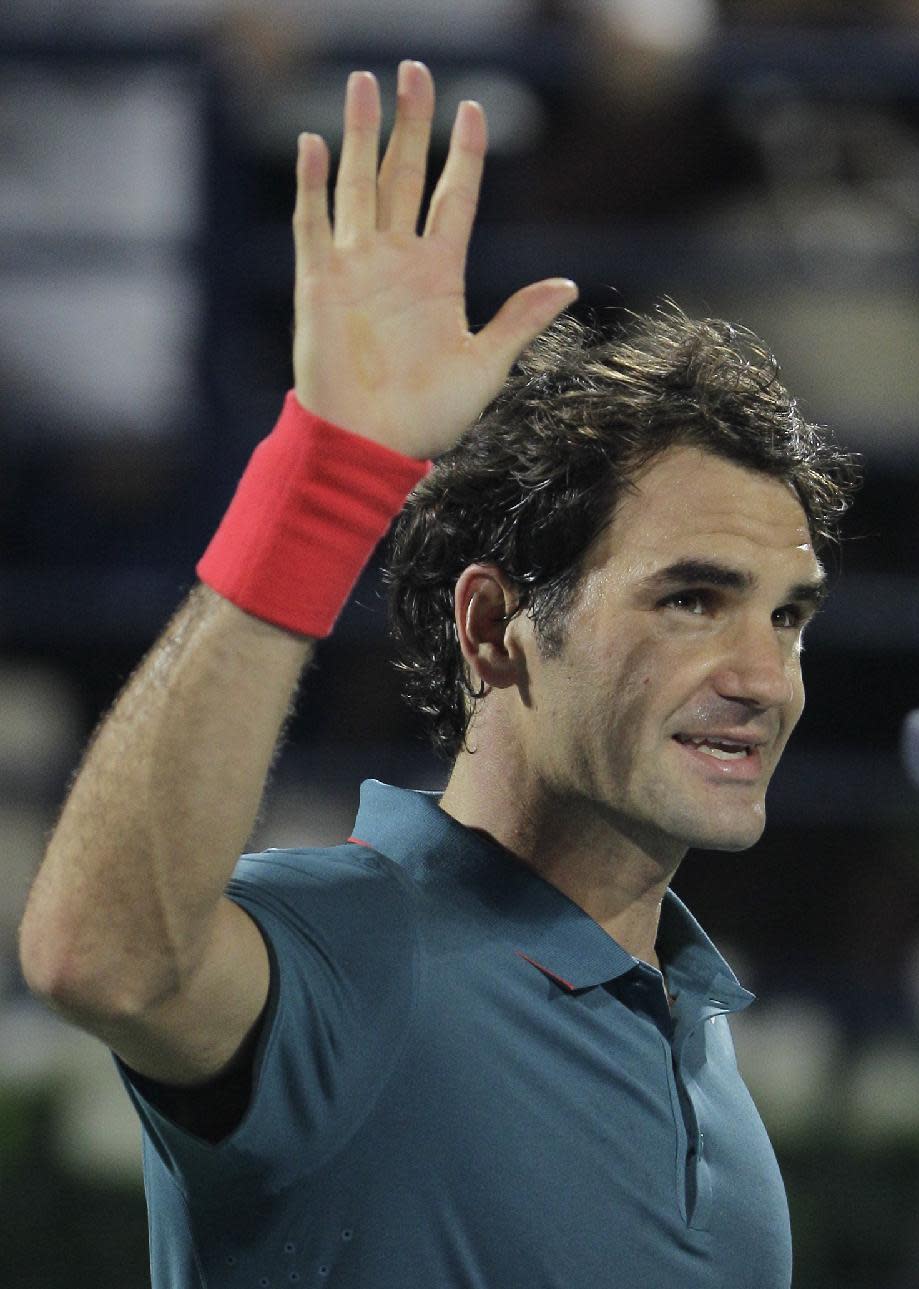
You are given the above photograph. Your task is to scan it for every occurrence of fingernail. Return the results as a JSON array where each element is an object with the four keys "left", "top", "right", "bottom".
[{"left": 398, "top": 60, "right": 427, "bottom": 92}]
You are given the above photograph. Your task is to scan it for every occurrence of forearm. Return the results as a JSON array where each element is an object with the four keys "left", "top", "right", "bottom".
[
  {"left": 20, "top": 391, "right": 428, "bottom": 1034},
  {"left": 20, "top": 583, "right": 313, "bottom": 1016}
]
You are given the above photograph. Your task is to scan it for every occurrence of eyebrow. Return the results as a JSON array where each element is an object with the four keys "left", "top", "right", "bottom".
[{"left": 639, "top": 558, "right": 829, "bottom": 607}]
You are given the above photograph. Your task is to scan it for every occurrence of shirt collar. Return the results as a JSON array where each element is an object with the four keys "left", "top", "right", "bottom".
[{"left": 351, "top": 779, "right": 753, "bottom": 1010}]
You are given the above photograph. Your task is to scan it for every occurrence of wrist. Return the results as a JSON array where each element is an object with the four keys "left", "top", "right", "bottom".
[{"left": 197, "top": 392, "right": 431, "bottom": 638}]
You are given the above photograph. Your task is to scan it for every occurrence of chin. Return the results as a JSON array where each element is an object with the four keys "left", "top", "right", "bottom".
[
  {"left": 703, "top": 831, "right": 765, "bottom": 854},
  {"left": 690, "top": 812, "right": 767, "bottom": 853},
  {"left": 662, "top": 795, "right": 768, "bottom": 853}
]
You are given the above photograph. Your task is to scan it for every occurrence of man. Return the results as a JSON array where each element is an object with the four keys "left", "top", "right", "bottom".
[{"left": 20, "top": 62, "right": 857, "bottom": 1287}]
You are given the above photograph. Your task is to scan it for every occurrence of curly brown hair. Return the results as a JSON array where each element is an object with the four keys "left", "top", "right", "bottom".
[{"left": 383, "top": 305, "right": 860, "bottom": 761}]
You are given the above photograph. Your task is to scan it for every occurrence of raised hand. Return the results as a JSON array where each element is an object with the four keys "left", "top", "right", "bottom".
[{"left": 292, "top": 61, "right": 578, "bottom": 459}]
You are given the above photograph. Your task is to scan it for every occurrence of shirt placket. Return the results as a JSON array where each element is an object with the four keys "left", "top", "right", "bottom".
[{"left": 669, "top": 994, "right": 739, "bottom": 1230}]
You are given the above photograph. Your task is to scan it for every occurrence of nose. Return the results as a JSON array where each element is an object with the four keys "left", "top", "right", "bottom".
[{"left": 710, "top": 618, "right": 798, "bottom": 711}]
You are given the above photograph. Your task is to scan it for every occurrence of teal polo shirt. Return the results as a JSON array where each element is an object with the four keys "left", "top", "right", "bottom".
[{"left": 120, "top": 780, "right": 792, "bottom": 1288}]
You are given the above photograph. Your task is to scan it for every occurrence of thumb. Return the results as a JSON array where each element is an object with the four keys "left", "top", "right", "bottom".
[{"left": 474, "top": 278, "right": 579, "bottom": 384}]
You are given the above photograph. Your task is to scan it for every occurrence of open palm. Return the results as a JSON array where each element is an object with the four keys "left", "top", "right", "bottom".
[{"left": 292, "top": 63, "right": 578, "bottom": 460}]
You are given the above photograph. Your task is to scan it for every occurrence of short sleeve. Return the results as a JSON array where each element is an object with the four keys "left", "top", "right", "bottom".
[{"left": 116, "top": 844, "right": 418, "bottom": 1203}]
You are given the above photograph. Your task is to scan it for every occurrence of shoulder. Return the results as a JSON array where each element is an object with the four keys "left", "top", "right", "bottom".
[
  {"left": 226, "top": 841, "right": 419, "bottom": 977},
  {"left": 230, "top": 840, "right": 410, "bottom": 907}
]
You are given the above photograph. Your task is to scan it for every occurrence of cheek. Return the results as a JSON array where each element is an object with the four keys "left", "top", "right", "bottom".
[
  {"left": 610, "top": 635, "right": 671, "bottom": 702},
  {"left": 541, "top": 632, "right": 673, "bottom": 766},
  {"left": 595, "top": 646, "right": 667, "bottom": 753},
  {"left": 787, "top": 673, "right": 807, "bottom": 728}
]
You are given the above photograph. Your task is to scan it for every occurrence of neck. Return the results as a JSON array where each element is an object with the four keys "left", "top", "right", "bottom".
[{"left": 439, "top": 741, "right": 685, "bottom": 970}]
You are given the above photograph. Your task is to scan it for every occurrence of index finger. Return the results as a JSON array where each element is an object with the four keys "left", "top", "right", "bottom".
[{"left": 422, "top": 100, "right": 487, "bottom": 253}]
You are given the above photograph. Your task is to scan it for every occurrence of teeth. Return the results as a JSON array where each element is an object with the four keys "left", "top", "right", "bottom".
[{"left": 680, "top": 736, "right": 750, "bottom": 760}]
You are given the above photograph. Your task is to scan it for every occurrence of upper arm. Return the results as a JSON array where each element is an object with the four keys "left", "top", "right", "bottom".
[
  {"left": 109, "top": 849, "right": 418, "bottom": 1191},
  {"left": 98, "top": 896, "right": 270, "bottom": 1086}
]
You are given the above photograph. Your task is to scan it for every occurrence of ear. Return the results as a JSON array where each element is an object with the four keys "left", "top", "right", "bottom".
[{"left": 453, "top": 564, "right": 525, "bottom": 691}]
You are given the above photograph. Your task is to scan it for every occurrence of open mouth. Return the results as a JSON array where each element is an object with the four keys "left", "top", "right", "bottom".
[{"left": 672, "top": 735, "right": 753, "bottom": 761}]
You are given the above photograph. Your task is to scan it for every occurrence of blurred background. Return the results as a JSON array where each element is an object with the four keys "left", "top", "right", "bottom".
[{"left": 2, "top": 1, "right": 919, "bottom": 1285}]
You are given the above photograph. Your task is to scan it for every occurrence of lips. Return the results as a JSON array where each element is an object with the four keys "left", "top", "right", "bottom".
[
  {"left": 672, "top": 732, "right": 766, "bottom": 780},
  {"left": 674, "top": 734, "right": 754, "bottom": 759}
]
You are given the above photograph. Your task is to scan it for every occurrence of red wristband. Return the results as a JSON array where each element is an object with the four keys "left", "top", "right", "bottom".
[{"left": 196, "top": 392, "right": 431, "bottom": 637}]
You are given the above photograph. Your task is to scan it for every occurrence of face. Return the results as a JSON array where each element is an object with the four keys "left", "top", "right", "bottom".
[{"left": 514, "top": 447, "right": 825, "bottom": 858}]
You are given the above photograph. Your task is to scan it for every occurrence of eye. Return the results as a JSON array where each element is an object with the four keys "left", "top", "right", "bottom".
[
  {"left": 660, "top": 590, "right": 713, "bottom": 616},
  {"left": 772, "top": 604, "right": 804, "bottom": 630}
]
